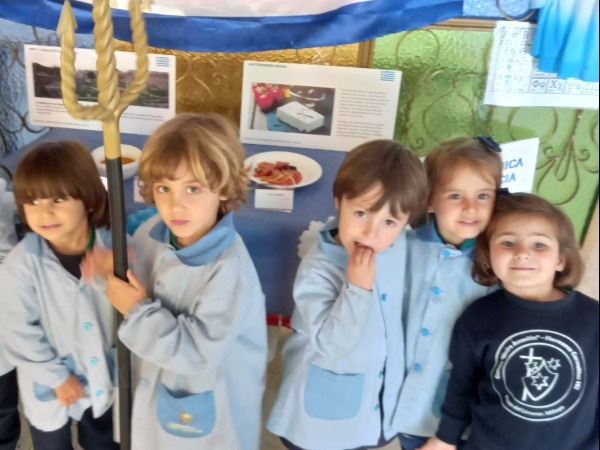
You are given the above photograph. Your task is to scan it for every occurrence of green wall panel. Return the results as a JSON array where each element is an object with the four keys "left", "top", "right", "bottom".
[{"left": 373, "top": 29, "right": 599, "bottom": 242}]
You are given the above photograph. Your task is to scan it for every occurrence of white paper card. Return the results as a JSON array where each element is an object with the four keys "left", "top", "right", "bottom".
[
  {"left": 500, "top": 138, "right": 539, "bottom": 193},
  {"left": 24, "top": 45, "right": 176, "bottom": 134},
  {"left": 240, "top": 61, "right": 402, "bottom": 151},
  {"left": 484, "top": 22, "right": 598, "bottom": 110},
  {"left": 254, "top": 188, "right": 294, "bottom": 211},
  {"left": 133, "top": 177, "right": 145, "bottom": 203}
]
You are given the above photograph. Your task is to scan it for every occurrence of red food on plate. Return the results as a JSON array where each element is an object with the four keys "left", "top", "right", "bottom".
[
  {"left": 254, "top": 161, "right": 274, "bottom": 177},
  {"left": 253, "top": 160, "right": 303, "bottom": 185}
]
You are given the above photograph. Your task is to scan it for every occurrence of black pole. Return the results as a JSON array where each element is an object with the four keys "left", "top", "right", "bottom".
[{"left": 105, "top": 157, "right": 132, "bottom": 450}]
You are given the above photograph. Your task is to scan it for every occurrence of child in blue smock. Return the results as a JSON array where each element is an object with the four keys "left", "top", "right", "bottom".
[
  {"left": 0, "top": 179, "right": 20, "bottom": 450},
  {"left": 393, "top": 137, "right": 503, "bottom": 450},
  {"left": 0, "top": 141, "right": 118, "bottom": 450},
  {"left": 267, "top": 140, "right": 429, "bottom": 450},
  {"left": 103, "top": 113, "right": 267, "bottom": 450},
  {"left": 421, "top": 193, "right": 598, "bottom": 450}
]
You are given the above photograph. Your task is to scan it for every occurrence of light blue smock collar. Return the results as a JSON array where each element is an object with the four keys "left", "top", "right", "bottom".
[
  {"left": 23, "top": 232, "right": 46, "bottom": 257},
  {"left": 148, "top": 212, "right": 236, "bottom": 266},
  {"left": 318, "top": 217, "right": 348, "bottom": 270},
  {"left": 416, "top": 215, "right": 476, "bottom": 255}
]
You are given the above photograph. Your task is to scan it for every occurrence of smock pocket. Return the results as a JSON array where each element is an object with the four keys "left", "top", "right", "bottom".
[
  {"left": 432, "top": 366, "right": 452, "bottom": 418},
  {"left": 304, "top": 365, "right": 364, "bottom": 420},
  {"left": 156, "top": 383, "right": 216, "bottom": 438},
  {"left": 33, "top": 354, "right": 87, "bottom": 402}
]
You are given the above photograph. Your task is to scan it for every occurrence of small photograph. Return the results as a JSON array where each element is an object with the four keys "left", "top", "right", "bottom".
[
  {"left": 248, "top": 83, "right": 335, "bottom": 136},
  {"left": 32, "top": 63, "right": 170, "bottom": 109}
]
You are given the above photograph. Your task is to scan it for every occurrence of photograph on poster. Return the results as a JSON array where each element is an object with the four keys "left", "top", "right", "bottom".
[
  {"left": 240, "top": 62, "right": 402, "bottom": 151},
  {"left": 32, "top": 64, "right": 170, "bottom": 109},
  {"left": 249, "top": 83, "right": 335, "bottom": 136},
  {"left": 25, "top": 45, "right": 176, "bottom": 135}
]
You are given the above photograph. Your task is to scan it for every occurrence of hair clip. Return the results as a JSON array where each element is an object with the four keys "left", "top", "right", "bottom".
[
  {"left": 476, "top": 136, "right": 502, "bottom": 153},
  {"left": 496, "top": 187, "right": 511, "bottom": 197}
]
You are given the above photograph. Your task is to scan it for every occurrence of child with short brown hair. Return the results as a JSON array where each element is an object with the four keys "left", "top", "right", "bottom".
[
  {"left": 268, "top": 139, "right": 428, "bottom": 450},
  {"left": 0, "top": 141, "right": 117, "bottom": 450},
  {"left": 137, "top": 112, "right": 248, "bottom": 215},
  {"left": 422, "top": 193, "right": 597, "bottom": 450},
  {"left": 104, "top": 113, "right": 267, "bottom": 450},
  {"left": 394, "top": 136, "right": 503, "bottom": 450}
]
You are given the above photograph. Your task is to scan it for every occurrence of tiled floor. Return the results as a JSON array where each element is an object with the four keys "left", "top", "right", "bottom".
[{"left": 13, "top": 234, "right": 599, "bottom": 450}]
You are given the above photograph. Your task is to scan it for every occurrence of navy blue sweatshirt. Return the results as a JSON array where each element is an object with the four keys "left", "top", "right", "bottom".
[{"left": 436, "top": 289, "right": 599, "bottom": 450}]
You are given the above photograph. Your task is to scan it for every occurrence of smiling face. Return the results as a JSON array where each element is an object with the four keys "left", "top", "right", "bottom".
[
  {"left": 489, "top": 213, "right": 566, "bottom": 301},
  {"left": 335, "top": 183, "right": 409, "bottom": 255},
  {"left": 23, "top": 196, "right": 90, "bottom": 254},
  {"left": 153, "top": 160, "right": 225, "bottom": 247},
  {"left": 429, "top": 163, "right": 496, "bottom": 246}
]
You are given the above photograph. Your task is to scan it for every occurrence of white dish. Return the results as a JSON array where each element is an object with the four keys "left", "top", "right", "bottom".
[
  {"left": 92, "top": 145, "right": 141, "bottom": 180},
  {"left": 245, "top": 151, "right": 322, "bottom": 188}
]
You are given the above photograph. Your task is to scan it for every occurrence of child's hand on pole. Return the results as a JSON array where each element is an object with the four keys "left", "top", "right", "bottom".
[
  {"left": 54, "top": 374, "right": 84, "bottom": 406},
  {"left": 347, "top": 245, "right": 375, "bottom": 291},
  {"left": 417, "top": 437, "right": 457, "bottom": 450},
  {"left": 106, "top": 270, "right": 147, "bottom": 315}
]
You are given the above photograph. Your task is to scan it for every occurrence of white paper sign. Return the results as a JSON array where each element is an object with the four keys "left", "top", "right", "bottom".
[
  {"left": 240, "top": 61, "right": 402, "bottom": 151},
  {"left": 254, "top": 187, "right": 294, "bottom": 212},
  {"left": 484, "top": 22, "right": 598, "bottom": 110},
  {"left": 133, "top": 176, "right": 145, "bottom": 203},
  {"left": 500, "top": 138, "right": 539, "bottom": 193},
  {"left": 25, "top": 45, "right": 176, "bottom": 135}
]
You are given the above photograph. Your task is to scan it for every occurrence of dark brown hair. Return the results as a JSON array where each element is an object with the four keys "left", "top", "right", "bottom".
[
  {"left": 13, "top": 140, "right": 109, "bottom": 229},
  {"left": 425, "top": 137, "right": 503, "bottom": 205},
  {"left": 333, "top": 140, "right": 428, "bottom": 228},
  {"left": 138, "top": 113, "right": 248, "bottom": 215},
  {"left": 473, "top": 193, "right": 584, "bottom": 288}
]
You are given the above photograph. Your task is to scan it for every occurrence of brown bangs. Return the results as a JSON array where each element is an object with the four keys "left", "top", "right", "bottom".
[
  {"left": 13, "top": 162, "right": 74, "bottom": 205},
  {"left": 14, "top": 143, "right": 89, "bottom": 204},
  {"left": 13, "top": 141, "right": 110, "bottom": 228},
  {"left": 137, "top": 113, "right": 249, "bottom": 214},
  {"left": 333, "top": 140, "right": 428, "bottom": 227},
  {"left": 425, "top": 137, "right": 503, "bottom": 203},
  {"left": 473, "top": 193, "right": 584, "bottom": 288},
  {"left": 141, "top": 141, "right": 189, "bottom": 183},
  {"left": 138, "top": 133, "right": 217, "bottom": 200}
]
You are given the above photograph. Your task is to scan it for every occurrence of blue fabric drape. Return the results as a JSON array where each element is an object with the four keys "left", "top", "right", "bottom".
[
  {"left": 0, "top": 0, "right": 462, "bottom": 52},
  {"left": 530, "top": 0, "right": 599, "bottom": 82}
]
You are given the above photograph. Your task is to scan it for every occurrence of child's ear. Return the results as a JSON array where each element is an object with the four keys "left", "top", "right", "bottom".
[
  {"left": 219, "top": 194, "right": 228, "bottom": 202},
  {"left": 556, "top": 255, "right": 566, "bottom": 272},
  {"left": 334, "top": 197, "right": 340, "bottom": 211}
]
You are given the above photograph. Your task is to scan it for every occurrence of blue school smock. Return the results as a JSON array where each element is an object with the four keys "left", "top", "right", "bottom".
[
  {"left": 392, "top": 218, "right": 495, "bottom": 438},
  {"left": 118, "top": 213, "right": 267, "bottom": 450},
  {"left": 267, "top": 217, "right": 407, "bottom": 450},
  {"left": 0, "top": 228, "right": 116, "bottom": 431},
  {"left": 0, "top": 184, "right": 18, "bottom": 376}
]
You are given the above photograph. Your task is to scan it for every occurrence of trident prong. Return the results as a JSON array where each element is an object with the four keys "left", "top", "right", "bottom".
[{"left": 58, "top": 0, "right": 149, "bottom": 134}]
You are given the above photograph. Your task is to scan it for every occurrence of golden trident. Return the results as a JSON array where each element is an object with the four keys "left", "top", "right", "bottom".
[
  {"left": 57, "top": 1, "right": 149, "bottom": 448},
  {"left": 57, "top": 0, "right": 149, "bottom": 152}
]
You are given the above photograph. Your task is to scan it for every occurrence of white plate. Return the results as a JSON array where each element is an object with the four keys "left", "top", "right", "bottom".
[{"left": 245, "top": 151, "right": 322, "bottom": 188}]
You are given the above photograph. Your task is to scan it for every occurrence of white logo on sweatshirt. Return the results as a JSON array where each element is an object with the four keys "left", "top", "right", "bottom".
[{"left": 491, "top": 330, "right": 585, "bottom": 421}]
